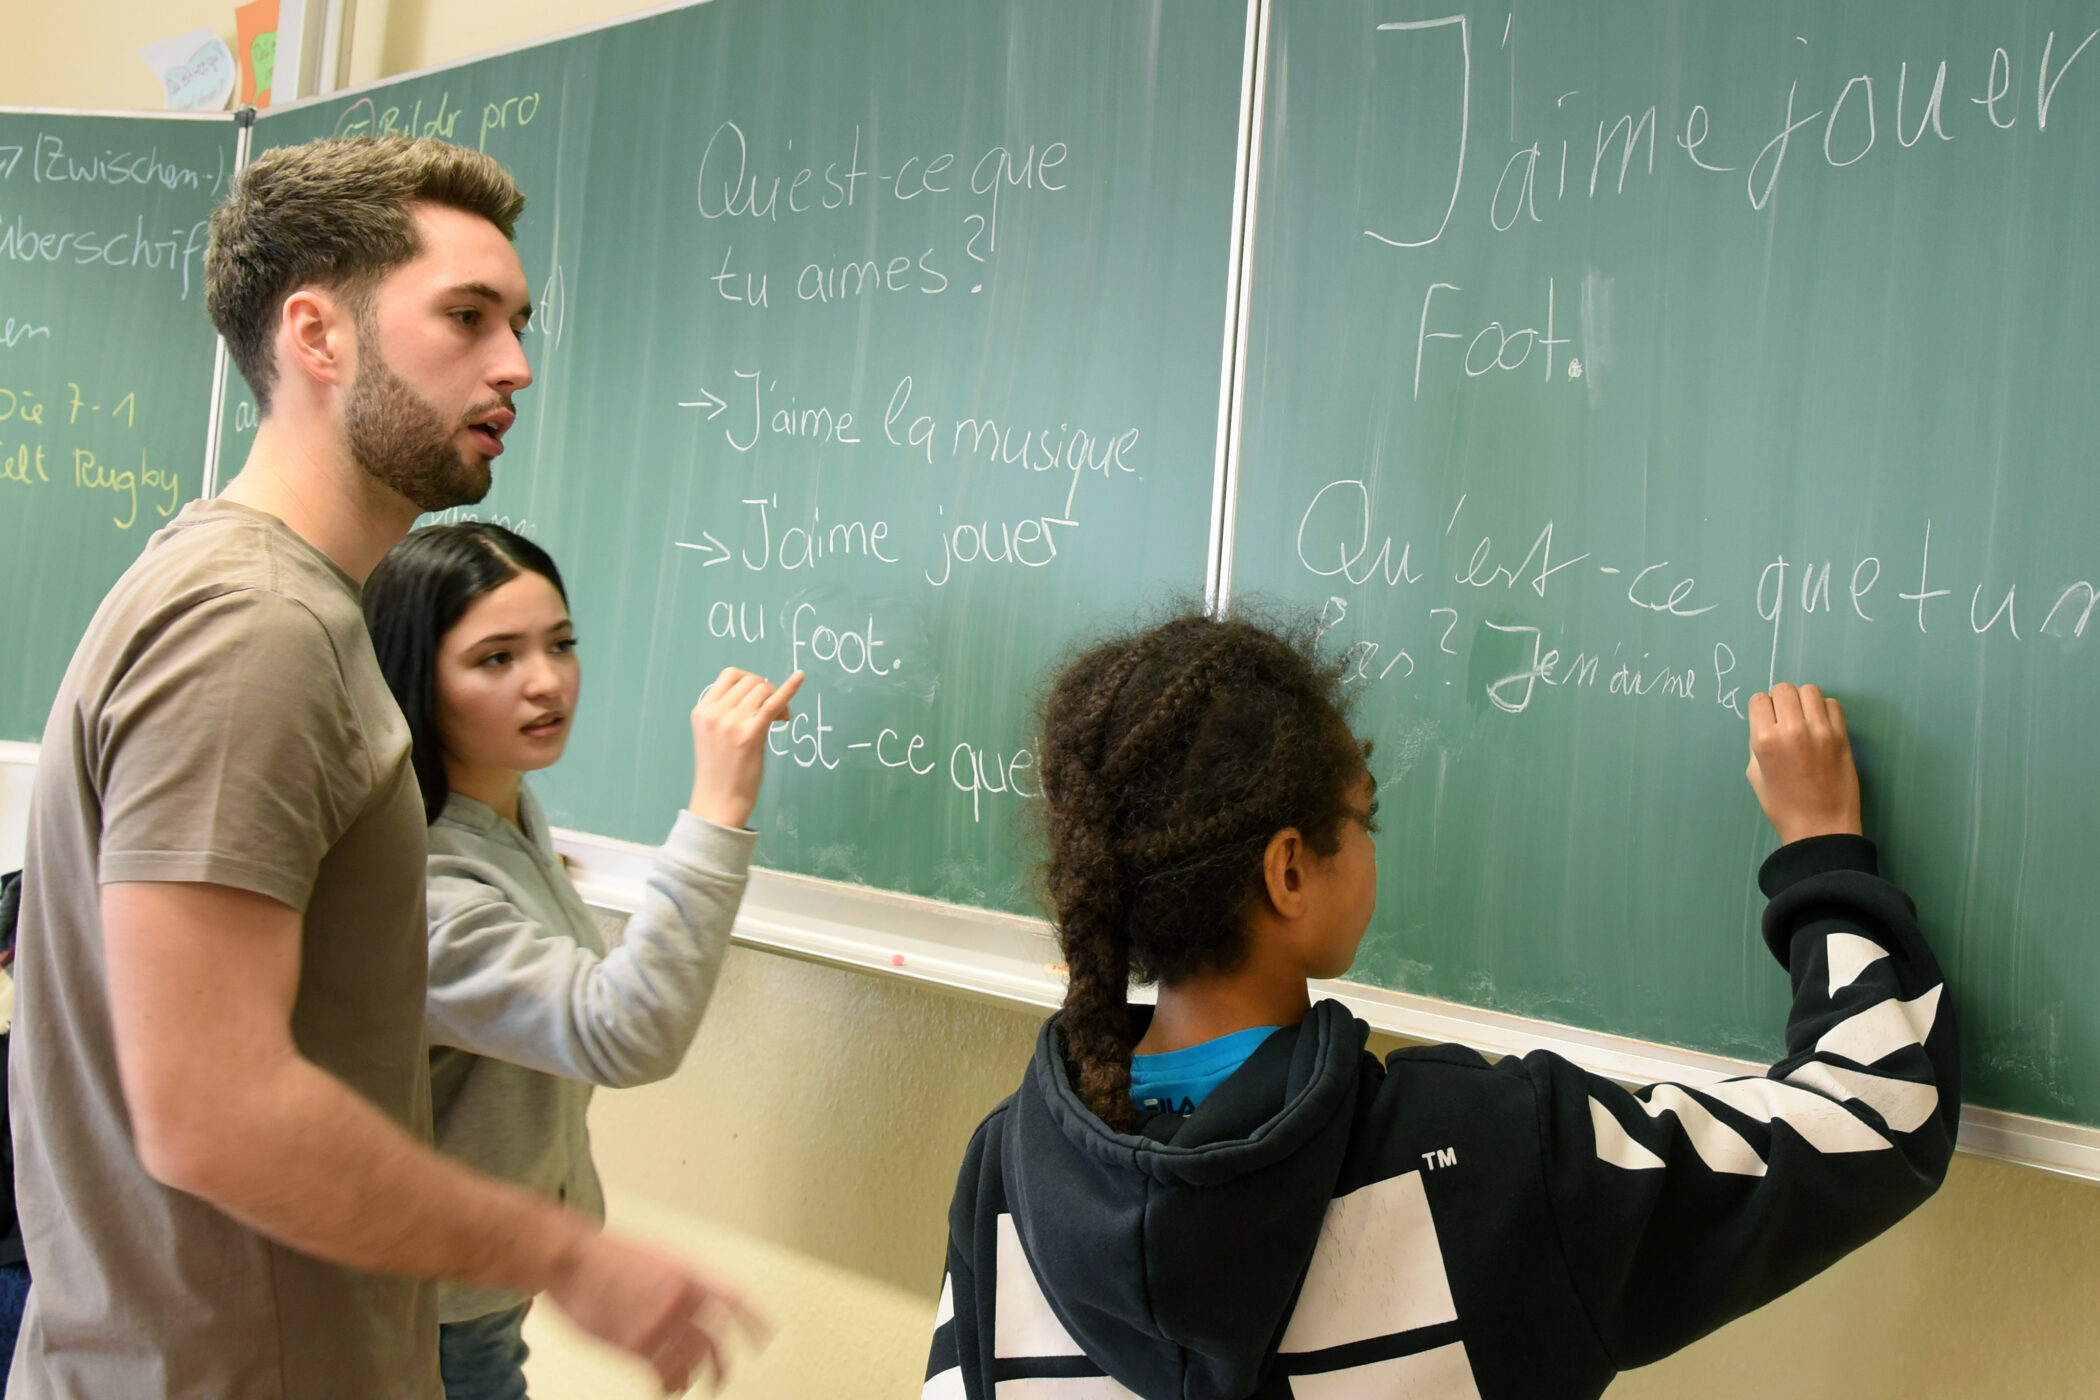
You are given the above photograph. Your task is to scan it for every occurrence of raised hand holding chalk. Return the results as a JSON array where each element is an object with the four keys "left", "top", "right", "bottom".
[
  {"left": 1745, "top": 681, "right": 1863, "bottom": 845},
  {"left": 688, "top": 668, "right": 804, "bottom": 829}
]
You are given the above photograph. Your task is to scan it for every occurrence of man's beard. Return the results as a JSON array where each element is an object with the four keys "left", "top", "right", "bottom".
[{"left": 342, "top": 335, "right": 497, "bottom": 513}]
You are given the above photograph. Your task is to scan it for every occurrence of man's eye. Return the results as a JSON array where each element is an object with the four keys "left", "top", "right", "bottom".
[{"left": 453, "top": 309, "right": 479, "bottom": 325}]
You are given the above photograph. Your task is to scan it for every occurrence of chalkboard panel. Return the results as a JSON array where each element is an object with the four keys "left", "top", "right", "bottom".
[
  {"left": 217, "top": 0, "right": 1252, "bottom": 911},
  {"left": 1231, "top": 1, "right": 2100, "bottom": 1124},
  {"left": 1, "top": 110, "right": 227, "bottom": 742}
]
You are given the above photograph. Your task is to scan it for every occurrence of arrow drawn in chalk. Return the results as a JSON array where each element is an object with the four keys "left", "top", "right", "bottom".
[
  {"left": 673, "top": 532, "right": 732, "bottom": 566},
  {"left": 676, "top": 386, "right": 729, "bottom": 419}
]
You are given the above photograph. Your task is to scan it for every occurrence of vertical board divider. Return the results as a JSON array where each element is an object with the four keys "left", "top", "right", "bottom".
[
  {"left": 1206, "top": 0, "right": 1267, "bottom": 617},
  {"left": 1210, "top": 0, "right": 1272, "bottom": 619},
  {"left": 200, "top": 112, "right": 256, "bottom": 501}
]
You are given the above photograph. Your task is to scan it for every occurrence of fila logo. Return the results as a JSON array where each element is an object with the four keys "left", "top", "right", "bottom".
[
  {"left": 1421, "top": 1147, "right": 1458, "bottom": 1170},
  {"left": 1140, "top": 1096, "right": 1198, "bottom": 1115}
]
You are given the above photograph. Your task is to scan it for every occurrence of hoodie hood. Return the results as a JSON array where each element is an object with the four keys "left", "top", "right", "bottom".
[{"left": 1000, "top": 1000, "right": 1368, "bottom": 1398}]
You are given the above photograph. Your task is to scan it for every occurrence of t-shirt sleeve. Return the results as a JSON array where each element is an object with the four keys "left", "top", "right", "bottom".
[{"left": 93, "top": 589, "right": 371, "bottom": 912}]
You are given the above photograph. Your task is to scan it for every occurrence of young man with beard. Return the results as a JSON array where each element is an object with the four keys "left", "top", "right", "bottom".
[{"left": 7, "top": 136, "right": 758, "bottom": 1398}]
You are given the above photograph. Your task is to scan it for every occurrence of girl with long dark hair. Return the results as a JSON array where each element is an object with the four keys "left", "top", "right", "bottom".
[
  {"left": 364, "top": 523, "right": 795, "bottom": 1399},
  {"left": 925, "top": 610, "right": 1957, "bottom": 1399}
]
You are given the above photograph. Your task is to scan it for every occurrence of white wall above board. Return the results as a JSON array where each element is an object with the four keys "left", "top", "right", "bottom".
[{"left": 0, "top": 736, "right": 2092, "bottom": 1181}]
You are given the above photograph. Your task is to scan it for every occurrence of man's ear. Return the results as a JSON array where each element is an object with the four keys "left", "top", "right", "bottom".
[
  {"left": 1261, "top": 828, "right": 1308, "bottom": 919},
  {"left": 277, "top": 286, "right": 357, "bottom": 391}
]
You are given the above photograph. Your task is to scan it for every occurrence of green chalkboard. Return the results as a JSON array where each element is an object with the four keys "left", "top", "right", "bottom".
[
  {"left": 1231, "top": 1, "right": 2100, "bottom": 1124},
  {"left": 1, "top": 110, "right": 227, "bottom": 742},
  {"left": 217, "top": 0, "right": 1251, "bottom": 910}
]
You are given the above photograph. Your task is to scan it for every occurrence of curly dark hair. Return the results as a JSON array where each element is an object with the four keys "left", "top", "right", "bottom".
[{"left": 1039, "top": 608, "right": 1369, "bottom": 1131}]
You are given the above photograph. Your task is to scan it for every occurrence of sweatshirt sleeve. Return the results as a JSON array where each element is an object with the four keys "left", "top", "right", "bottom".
[
  {"left": 925, "top": 1111, "right": 1002, "bottom": 1400},
  {"left": 922, "top": 1247, "right": 975, "bottom": 1399},
  {"left": 424, "top": 811, "right": 755, "bottom": 1088},
  {"left": 1531, "top": 834, "right": 1959, "bottom": 1368}
]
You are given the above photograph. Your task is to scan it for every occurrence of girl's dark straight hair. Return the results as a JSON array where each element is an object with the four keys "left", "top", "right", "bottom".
[
  {"left": 362, "top": 523, "right": 567, "bottom": 824},
  {"left": 1037, "top": 607, "right": 1368, "bottom": 1132}
]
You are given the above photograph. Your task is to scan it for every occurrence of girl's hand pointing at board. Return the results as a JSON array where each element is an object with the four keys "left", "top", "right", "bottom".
[
  {"left": 688, "top": 667, "right": 804, "bottom": 830},
  {"left": 1745, "top": 681, "right": 1864, "bottom": 845}
]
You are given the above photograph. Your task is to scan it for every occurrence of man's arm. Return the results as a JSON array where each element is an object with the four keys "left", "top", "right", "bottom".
[{"left": 103, "top": 880, "right": 761, "bottom": 1391}]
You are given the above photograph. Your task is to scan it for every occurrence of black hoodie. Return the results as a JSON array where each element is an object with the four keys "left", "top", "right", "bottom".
[{"left": 926, "top": 836, "right": 1958, "bottom": 1399}]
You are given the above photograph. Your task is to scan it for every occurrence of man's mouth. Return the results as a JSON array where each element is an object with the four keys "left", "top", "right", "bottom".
[{"left": 466, "top": 407, "right": 515, "bottom": 457}]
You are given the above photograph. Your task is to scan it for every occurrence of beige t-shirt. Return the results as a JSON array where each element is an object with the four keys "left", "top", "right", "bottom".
[{"left": 7, "top": 498, "right": 439, "bottom": 1399}]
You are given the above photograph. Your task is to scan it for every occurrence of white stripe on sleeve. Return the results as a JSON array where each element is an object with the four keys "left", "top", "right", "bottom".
[
  {"left": 1825, "top": 933, "right": 1890, "bottom": 995},
  {"left": 1636, "top": 1085, "right": 1767, "bottom": 1177},
  {"left": 1815, "top": 984, "right": 1943, "bottom": 1066},
  {"left": 1786, "top": 1061, "right": 1940, "bottom": 1134},
  {"left": 1590, "top": 1097, "right": 1666, "bottom": 1171},
  {"left": 1696, "top": 1077, "right": 1891, "bottom": 1154}
]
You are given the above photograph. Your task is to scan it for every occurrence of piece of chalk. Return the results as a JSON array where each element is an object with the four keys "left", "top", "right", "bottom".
[{"left": 891, "top": 953, "right": 906, "bottom": 967}]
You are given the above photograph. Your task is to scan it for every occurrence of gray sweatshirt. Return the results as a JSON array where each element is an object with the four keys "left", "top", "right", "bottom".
[{"left": 423, "top": 783, "right": 755, "bottom": 1322}]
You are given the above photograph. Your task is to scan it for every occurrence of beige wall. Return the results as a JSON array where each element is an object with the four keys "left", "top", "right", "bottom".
[
  {"left": 0, "top": 0, "right": 672, "bottom": 114},
  {"left": 590, "top": 943, "right": 1041, "bottom": 1295},
  {"left": 0, "top": 0, "right": 397, "bottom": 112},
  {"left": 11, "top": 2, "right": 2100, "bottom": 1395},
  {"left": 2, "top": 0, "right": 234, "bottom": 111}
]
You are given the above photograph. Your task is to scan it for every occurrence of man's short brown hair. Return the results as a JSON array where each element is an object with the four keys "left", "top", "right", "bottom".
[{"left": 206, "top": 135, "right": 526, "bottom": 413}]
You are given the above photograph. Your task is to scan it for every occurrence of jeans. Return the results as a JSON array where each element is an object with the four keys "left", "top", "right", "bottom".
[
  {"left": 0, "top": 1262, "right": 28, "bottom": 1398},
  {"left": 438, "top": 1302, "right": 531, "bottom": 1400}
]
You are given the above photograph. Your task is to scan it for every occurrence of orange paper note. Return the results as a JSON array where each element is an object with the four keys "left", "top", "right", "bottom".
[{"left": 235, "top": 0, "right": 280, "bottom": 107}]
